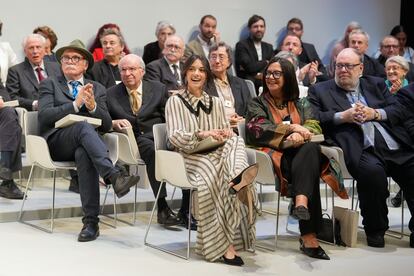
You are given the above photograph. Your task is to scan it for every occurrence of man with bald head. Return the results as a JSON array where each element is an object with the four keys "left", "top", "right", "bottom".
[
  {"left": 144, "top": 35, "right": 185, "bottom": 91},
  {"left": 7, "top": 33, "right": 61, "bottom": 110},
  {"left": 308, "top": 48, "right": 414, "bottom": 249},
  {"left": 107, "top": 54, "right": 194, "bottom": 229}
]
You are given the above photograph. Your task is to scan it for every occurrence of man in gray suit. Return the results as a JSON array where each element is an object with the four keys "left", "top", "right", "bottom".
[
  {"left": 38, "top": 39, "right": 140, "bottom": 242},
  {"left": 144, "top": 35, "right": 184, "bottom": 91},
  {"left": 6, "top": 34, "right": 61, "bottom": 111}
]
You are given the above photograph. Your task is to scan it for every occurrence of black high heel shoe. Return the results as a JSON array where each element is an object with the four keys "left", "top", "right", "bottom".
[
  {"left": 222, "top": 255, "right": 244, "bottom": 266},
  {"left": 299, "top": 239, "right": 330, "bottom": 260}
]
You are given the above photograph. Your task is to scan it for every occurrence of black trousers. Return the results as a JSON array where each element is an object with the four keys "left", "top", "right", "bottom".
[
  {"left": 282, "top": 142, "right": 323, "bottom": 235},
  {"left": 354, "top": 131, "right": 414, "bottom": 235},
  {"left": 47, "top": 122, "right": 117, "bottom": 223},
  {"left": 0, "top": 107, "right": 22, "bottom": 175}
]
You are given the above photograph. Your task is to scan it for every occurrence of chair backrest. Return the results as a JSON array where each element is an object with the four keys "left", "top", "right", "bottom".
[
  {"left": 24, "top": 111, "right": 39, "bottom": 136},
  {"left": 237, "top": 121, "right": 246, "bottom": 140},
  {"left": 153, "top": 123, "right": 168, "bottom": 151},
  {"left": 320, "top": 145, "right": 352, "bottom": 179},
  {"left": 244, "top": 79, "right": 257, "bottom": 99}
]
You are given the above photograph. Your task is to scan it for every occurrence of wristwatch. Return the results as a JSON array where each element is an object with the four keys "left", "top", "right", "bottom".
[{"left": 374, "top": 110, "right": 381, "bottom": 120}]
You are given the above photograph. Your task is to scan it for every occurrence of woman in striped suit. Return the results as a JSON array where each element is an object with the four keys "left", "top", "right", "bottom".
[{"left": 165, "top": 55, "right": 258, "bottom": 266}]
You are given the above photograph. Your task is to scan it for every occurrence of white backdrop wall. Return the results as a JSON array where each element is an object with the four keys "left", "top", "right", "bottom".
[{"left": 1, "top": 0, "right": 400, "bottom": 65}]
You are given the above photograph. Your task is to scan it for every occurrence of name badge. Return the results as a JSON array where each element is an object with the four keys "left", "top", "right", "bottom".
[
  {"left": 224, "top": 100, "right": 232, "bottom": 108},
  {"left": 282, "top": 121, "right": 290, "bottom": 125}
]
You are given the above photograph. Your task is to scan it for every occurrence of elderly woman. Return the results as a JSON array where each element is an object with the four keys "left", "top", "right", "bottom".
[
  {"left": 245, "top": 56, "right": 347, "bottom": 260},
  {"left": 143, "top": 21, "right": 175, "bottom": 65},
  {"left": 165, "top": 55, "right": 258, "bottom": 266}
]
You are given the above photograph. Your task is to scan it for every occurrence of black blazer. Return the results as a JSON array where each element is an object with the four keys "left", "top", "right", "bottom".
[
  {"left": 38, "top": 75, "right": 112, "bottom": 139},
  {"left": 87, "top": 59, "right": 121, "bottom": 89},
  {"left": 308, "top": 76, "right": 413, "bottom": 176},
  {"left": 6, "top": 59, "right": 62, "bottom": 110},
  {"left": 363, "top": 54, "right": 386, "bottom": 78},
  {"left": 106, "top": 80, "right": 168, "bottom": 137},
  {"left": 205, "top": 74, "right": 252, "bottom": 117},
  {"left": 235, "top": 37, "right": 273, "bottom": 82},
  {"left": 144, "top": 58, "right": 182, "bottom": 91},
  {"left": 396, "top": 83, "right": 414, "bottom": 138},
  {"left": 142, "top": 41, "right": 162, "bottom": 65}
]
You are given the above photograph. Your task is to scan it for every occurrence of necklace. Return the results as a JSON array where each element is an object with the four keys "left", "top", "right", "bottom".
[{"left": 275, "top": 102, "right": 287, "bottom": 110}]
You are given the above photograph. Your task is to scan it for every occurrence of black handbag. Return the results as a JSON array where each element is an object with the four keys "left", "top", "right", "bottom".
[{"left": 316, "top": 214, "right": 346, "bottom": 246}]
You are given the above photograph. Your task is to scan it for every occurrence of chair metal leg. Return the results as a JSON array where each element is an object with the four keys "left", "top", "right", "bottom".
[
  {"left": 322, "top": 183, "right": 328, "bottom": 211},
  {"left": 385, "top": 190, "right": 409, "bottom": 239},
  {"left": 100, "top": 186, "right": 116, "bottom": 228},
  {"left": 145, "top": 181, "right": 192, "bottom": 260}
]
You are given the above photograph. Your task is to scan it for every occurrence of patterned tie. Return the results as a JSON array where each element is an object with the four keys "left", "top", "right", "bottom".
[
  {"left": 172, "top": 64, "right": 180, "bottom": 84},
  {"left": 130, "top": 89, "right": 141, "bottom": 114},
  {"left": 36, "top": 67, "right": 45, "bottom": 82},
  {"left": 70, "top": 81, "right": 81, "bottom": 99}
]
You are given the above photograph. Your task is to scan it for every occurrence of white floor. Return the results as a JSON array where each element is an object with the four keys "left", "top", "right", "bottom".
[{"left": 0, "top": 196, "right": 413, "bottom": 276}]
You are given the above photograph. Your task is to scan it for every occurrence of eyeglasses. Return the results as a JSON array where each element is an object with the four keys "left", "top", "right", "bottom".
[
  {"left": 61, "top": 55, "right": 84, "bottom": 64},
  {"left": 382, "top": 45, "right": 399, "bottom": 49},
  {"left": 265, "top": 70, "right": 283, "bottom": 79},
  {"left": 209, "top": 54, "right": 227, "bottom": 61},
  {"left": 335, "top": 63, "right": 361, "bottom": 71},
  {"left": 120, "top": 67, "right": 140, "bottom": 74}
]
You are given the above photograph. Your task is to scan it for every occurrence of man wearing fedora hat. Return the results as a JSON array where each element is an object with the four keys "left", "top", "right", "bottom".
[{"left": 38, "top": 39, "right": 140, "bottom": 242}]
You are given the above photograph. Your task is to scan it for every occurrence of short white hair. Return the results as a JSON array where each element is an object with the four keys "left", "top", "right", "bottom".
[
  {"left": 118, "top": 54, "right": 146, "bottom": 71},
  {"left": 22, "top": 33, "right": 46, "bottom": 48}
]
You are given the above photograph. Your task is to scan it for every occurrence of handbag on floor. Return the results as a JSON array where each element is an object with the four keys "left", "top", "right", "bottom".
[{"left": 316, "top": 213, "right": 345, "bottom": 246}]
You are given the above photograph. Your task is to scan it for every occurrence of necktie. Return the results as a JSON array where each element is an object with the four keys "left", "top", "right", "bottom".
[
  {"left": 36, "top": 67, "right": 45, "bottom": 82},
  {"left": 131, "top": 89, "right": 141, "bottom": 114},
  {"left": 70, "top": 81, "right": 81, "bottom": 99},
  {"left": 172, "top": 64, "right": 180, "bottom": 83}
]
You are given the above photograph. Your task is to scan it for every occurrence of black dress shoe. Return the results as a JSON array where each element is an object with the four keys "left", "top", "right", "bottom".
[
  {"left": 157, "top": 207, "right": 181, "bottom": 226},
  {"left": 409, "top": 232, "right": 414, "bottom": 248},
  {"left": 0, "top": 165, "right": 12, "bottom": 180},
  {"left": 366, "top": 233, "right": 385, "bottom": 248},
  {"left": 391, "top": 190, "right": 402, "bottom": 208},
  {"left": 177, "top": 210, "right": 198, "bottom": 231},
  {"left": 78, "top": 222, "right": 99, "bottom": 242},
  {"left": 291, "top": 205, "right": 311, "bottom": 220},
  {"left": 0, "top": 180, "right": 24, "bottom": 200},
  {"left": 68, "top": 176, "right": 80, "bottom": 194},
  {"left": 222, "top": 255, "right": 244, "bottom": 266},
  {"left": 299, "top": 239, "right": 330, "bottom": 260},
  {"left": 110, "top": 173, "right": 140, "bottom": 198}
]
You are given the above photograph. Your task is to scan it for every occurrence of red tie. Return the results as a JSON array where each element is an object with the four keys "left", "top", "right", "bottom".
[{"left": 36, "top": 67, "right": 45, "bottom": 82}]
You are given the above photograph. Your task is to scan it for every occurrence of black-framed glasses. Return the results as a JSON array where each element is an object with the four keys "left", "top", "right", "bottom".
[
  {"left": 335, "top": 63, "right": 361, "bottom": 71},
  {"left": 265, "top": 70, "right": 283, "bottom": 79},
  {"left": 61, "top": 55, "right": 84, "bottom": 64}
]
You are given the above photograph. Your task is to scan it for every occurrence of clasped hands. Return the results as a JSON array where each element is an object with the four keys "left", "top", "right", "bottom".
[
  {"left": 285, "top": 124, "right": 313, "bottom": 148},
  {"left": 197, "top": 128, "right": 234, "bottom": 141},
  {"left": 74, "top": 83, "right": 96, "bottom": 111},
  {"left": 298, "top": 61, "right": 321, "bottom": 83},
  {"left": 342, "top": 102, "right": 376, "bottom": 124}
]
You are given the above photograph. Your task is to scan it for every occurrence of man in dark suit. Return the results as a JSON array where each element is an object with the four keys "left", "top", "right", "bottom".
[
  {"left": 308, "top": 48, "right": 414, "bottom": 248},
  {"left": 6, "top": 34, "right": 61, "bottom": 111},
  {"left": 0, "top": 82, "right": 24, "bottom": 199},
  {"left": 38, "top": 40, "right": 140, "bottom": 242},
  {"left": 235, "top": 14, "right": 273, "bottom": 93},
  {"left": 144, "top": 35, "right": 184, "bottom": 91},
  {"left": 107, "top": 54, "right": 191, "bottom": 229},
  {"left": 206, "top": 41, "right": 251, "bottom": 126}
]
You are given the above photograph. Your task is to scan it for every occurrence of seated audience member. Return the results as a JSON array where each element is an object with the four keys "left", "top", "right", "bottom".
[
  {"left": 279, "top": 34, "right": 327, "bottom": 86},
  {"left": 235, "top": 14, "right": 273, "bottom": 93},
  {"left": 329, "top": 21, "right": 361, "bottom": 77},
  {"left": 286, "top": 17, "right": 328, "bottom": 77},
  {"left": 0, "top": 83, "right": 24, "bottom": 199},
  {"left": 245, "top": 56, "right": 347, "bottom": 260},
  {"left": 144, "top": 35, "right": 184, "bottom": 91},
  {"left": 165, "top": 54, "right": 258, "bottom": 266},
  {"left": 6, "top": 34, "right": 61, "bottom": 111},
  {"left": 184, "top": 15, "right": 220, "bottom": 61},
  {"left": 88, "top": 28, "right": 125, "bottom": 88},
  {"left": 349, "top": 29, "right": 386, "bottom": 78},
  {"left": 205, "top": 42, "right": 251, "bottom": 128},
  {"left": 377, "top": 36, "right": 414, "bottom": 83},
  {"left": 308, "top": 48, "right": 414, "bottom": 248},
  {"left": 0, "top": 20, "right": 18, "bottom": 85},
  {"left": 33, "top": 25, "right": 58, "bottom": 62},
  {"left": 38, "top": 39, "right": 140, "bottom": 242},
  {"left": 88, "top": 23, "right": 130, "bottom": 62},
  {"left": 107, "top": 54, "right": 190, "bottom": 229},
  {"left": 390, "top": 25, "right": 414, "bottom": 63},
  {"left": 143, "top": 21, "right": 175, "bottom": 65}
]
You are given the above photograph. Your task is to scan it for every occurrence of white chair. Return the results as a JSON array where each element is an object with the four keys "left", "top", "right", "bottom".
[
  {"left": 244, "top": 79, "right": 257, "bottom": 99},
  {"left": 144, "top": 123, "right": 197, "bottom": 260},
  {"left": 101, "top": 128, "right": 149, "bottom": 227}
]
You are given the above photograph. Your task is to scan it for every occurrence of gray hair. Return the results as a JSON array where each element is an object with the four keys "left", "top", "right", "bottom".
[
  {"left": 155, "top": 21, "right": 176, "bottom": 37},
  {"left": 100, "top": 28, "right": 125, "bottom": 46},
  {"left": 22, "top": 33, "right": 46, "bottom": 48},
  {"left": 118, "top": 54, "right": 145, "bottom": 71},
  {"left": 385, "top": 55, "right": 409, "bottom": 72},
  {"left": 349, "top": 29, "right": 370, "bottom": 42},
  {"left": 208, "top": 41, "right": 233, "bottom": 65},
  {"left": 275, "top": 50, "right": 298, "bottom": 70},
  {"left": 380, "top": 35, "right": 399, "bottom": 47}
]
